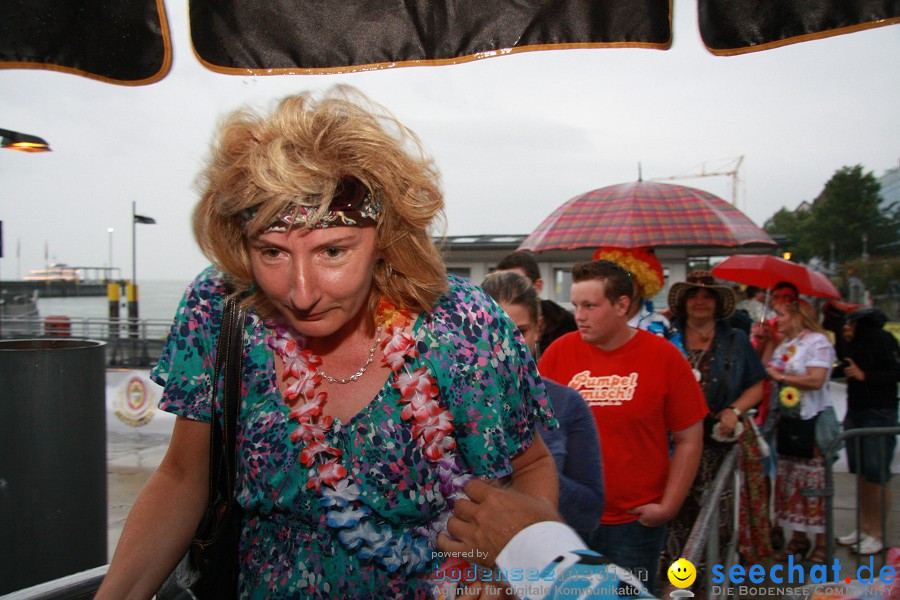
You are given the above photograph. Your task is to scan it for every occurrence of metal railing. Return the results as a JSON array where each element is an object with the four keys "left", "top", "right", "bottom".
[
  {"left": 820, "top": 426, "right": 900, "bottom": 568},
  {"left": 660, "top": 445, "right": 741, "bottom": 600},
  {"left": 0, "top": 566, "right": 106, "bottom": 600},
  {"left": 0, "top": 315, "right": 171, "bottom": 367}
]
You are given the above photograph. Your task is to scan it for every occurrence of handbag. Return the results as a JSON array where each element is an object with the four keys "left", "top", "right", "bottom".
[
  {"left": 776, "top": 415, "right": 817, "bottom": 459},
  {"left": 815, "top": 405, "right": 844, "bottom": 456},
  {"left": 157, "top": 295, "right": 247, "bottom": 600}
]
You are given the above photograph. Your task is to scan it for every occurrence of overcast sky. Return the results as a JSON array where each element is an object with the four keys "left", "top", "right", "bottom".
[{"left": 1, "top": 1, "right": 898, "bottom": 282}]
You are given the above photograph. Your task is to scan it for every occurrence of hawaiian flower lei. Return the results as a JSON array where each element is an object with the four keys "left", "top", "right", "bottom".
[{"left": 266, "top": 298, "right": 472, "bottom": 575}]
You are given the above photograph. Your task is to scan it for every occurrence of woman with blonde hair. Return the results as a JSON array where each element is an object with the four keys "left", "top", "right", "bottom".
[
  {"left": 762, "top": 298, "right": 835, "bottom": 565},
  {"left": 98, "top": 86, "right": 557, "bottom": 599}
]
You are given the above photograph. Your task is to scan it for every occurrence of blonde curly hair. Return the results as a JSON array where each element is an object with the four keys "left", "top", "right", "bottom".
[{"left": 192, "top": 85, "right": 448, "bottom": 318}]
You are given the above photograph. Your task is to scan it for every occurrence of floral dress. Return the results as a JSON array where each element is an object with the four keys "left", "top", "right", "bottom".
[
  {"left": 150, "top": 266, "right": 556, "bottom": 598},
  {"left": 768, "top": 330, "right": 835, "bottom": 535}
]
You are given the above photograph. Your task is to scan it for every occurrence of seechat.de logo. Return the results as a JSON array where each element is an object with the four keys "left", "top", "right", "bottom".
[{"left": 667, "top": 558, "right": 696, "bottom": 598}]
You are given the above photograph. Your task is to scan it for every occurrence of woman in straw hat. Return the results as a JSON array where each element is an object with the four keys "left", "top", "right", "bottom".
[{"left": 663, "top": 271, "right": 768, "bottom": 569}]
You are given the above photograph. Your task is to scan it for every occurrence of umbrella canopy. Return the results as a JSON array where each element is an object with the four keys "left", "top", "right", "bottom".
[
  {"left": 711, "top": 254, "right": 841, "bottom": 299},
  {"left": 518, "top": 181, "right": 775, "bottom": 252},
  {"left": 1, "top": 1, "right": 897, "bottom": 84}
]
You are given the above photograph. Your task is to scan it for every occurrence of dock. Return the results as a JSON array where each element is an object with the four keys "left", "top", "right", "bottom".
[{"left": 0, "top": 279, "right": 112, "bottom": 297}]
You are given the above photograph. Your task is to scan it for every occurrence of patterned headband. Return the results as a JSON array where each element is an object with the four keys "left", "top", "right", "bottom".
[{"left": 239, "top": 176, "right": 381, "bottom": 233}]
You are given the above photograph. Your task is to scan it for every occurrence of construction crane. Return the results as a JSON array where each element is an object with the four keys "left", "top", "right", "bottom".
[{"left": 650, "top": 156, "right": 745, "bottom": 207}]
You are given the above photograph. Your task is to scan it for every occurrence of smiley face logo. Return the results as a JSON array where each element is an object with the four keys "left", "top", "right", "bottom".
[{"left": 667, "top": 558, "right": 696, "bottom": 588}]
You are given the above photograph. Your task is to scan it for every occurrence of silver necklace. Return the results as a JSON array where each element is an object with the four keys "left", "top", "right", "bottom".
[
  {"left": 687, "top": 348, "right": 707, "bottom": 382},
  {"left": 316, "top": 326, "right": 383, "bottom": 384}
]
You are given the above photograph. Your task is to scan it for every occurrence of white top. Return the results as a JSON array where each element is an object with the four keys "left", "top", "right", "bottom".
[
  {"left": 736, "top": 298, "right": 774, "bottom": 322},
  {"left": 770, "top": 330, "right": 835, "bottom": 420},
  {"left": 496, "top": 522, "right": 654, "bottom": 599},
  {"left": 627, "top": 303, "right": 670, "bottom": 335}
]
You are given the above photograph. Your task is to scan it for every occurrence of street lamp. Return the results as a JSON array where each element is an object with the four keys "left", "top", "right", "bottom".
[
  {"left": 1, "top": 128, "right": 52, "bottom": 338},
  {"left": 128, "top": 203, "right": 155, "bottom": 340},
  {"left": 107, "top": 228, "right": 114, "bottom": 281},
  {"left": 0, "top": 128, "right": 51, "bottom": 153}
]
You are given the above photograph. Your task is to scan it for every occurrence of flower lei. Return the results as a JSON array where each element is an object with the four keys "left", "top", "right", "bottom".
[{"left": 266, "top": 299, "right": 472, "bottom": 575}]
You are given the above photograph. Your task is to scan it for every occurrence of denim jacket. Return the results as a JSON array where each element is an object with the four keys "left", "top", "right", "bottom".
[{"left": 672, "top": 319, "right": 767, "bottom": 414}]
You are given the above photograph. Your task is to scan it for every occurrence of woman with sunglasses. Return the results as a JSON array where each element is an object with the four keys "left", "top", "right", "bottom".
[{"left": 98, "top": 87, "right": 557, "bottom": 599}]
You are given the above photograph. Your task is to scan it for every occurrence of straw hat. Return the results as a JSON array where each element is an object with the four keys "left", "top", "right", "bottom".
[{"left": 667, "top": 270, "right": 736, "bottom": 319}]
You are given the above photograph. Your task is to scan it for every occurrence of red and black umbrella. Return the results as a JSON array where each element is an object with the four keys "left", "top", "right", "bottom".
[{"left": 518, "top": 180, "right": 775, "bottom": 252}]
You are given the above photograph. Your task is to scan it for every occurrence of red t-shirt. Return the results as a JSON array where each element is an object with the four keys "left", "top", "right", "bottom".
[{"left": 538, "top": 329, "right": 707, "bottom": 525}]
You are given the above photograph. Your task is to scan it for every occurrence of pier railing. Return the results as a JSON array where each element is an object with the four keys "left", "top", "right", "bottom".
[{"left": 0, "top": 315, "right": 171, "bottom": 367}]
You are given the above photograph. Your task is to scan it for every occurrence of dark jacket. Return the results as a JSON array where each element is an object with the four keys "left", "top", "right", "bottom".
[
  {"left": 836, "top": 309, "right": 900, "bottom": 411},
  {"left": 539, "top": 299, "right": 577, "bottom": 353},
  {"left": 672, "top": 318, "right": 767, "bottom": 414}
]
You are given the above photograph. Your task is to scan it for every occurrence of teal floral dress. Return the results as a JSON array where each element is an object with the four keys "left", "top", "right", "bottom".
[{"left": 151, "top": 266, "right": 556, "bottom": 599}]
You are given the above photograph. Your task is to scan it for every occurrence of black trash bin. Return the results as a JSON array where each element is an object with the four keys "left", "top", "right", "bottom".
[{"left": 0, "top": 339, "right": 107, "bottom": 594}]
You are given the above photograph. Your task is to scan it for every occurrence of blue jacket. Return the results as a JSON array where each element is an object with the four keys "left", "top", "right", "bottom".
[
  {"left": 672, "top": 319, "right": 766, "bottom": 414},
  {"left": 539, "top": 377, "right": 605, "bottom": 533}
]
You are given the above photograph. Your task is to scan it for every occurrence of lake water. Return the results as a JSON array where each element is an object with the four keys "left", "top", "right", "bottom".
[{"left": 37, "top": 279, "right": 194, "bottom": 323}]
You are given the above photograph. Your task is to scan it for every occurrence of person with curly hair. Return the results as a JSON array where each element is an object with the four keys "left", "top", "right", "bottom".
[{"left": 97, "top": 86, "right": 557, "bottom": 599}]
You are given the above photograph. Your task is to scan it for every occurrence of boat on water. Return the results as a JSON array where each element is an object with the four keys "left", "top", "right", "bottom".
[
  {"left": 1, "top": 263, "right": 120, "bottom": 297},
  {"left": 23, "top": 263, "right": 83, "bottom": 282}
]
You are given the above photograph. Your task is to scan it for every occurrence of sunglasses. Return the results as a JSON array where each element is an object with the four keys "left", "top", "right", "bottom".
[{"left": 328, "top": 176, "right": 371, "bottom": 211}]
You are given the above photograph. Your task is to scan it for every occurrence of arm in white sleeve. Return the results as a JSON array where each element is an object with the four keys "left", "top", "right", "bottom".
[{"left": 495, "top": 522, "right": 656, "bottom": 600}]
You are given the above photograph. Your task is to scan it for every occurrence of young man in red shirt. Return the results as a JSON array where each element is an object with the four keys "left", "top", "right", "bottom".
[{"left": 539, "top": 260, "right": 707, "bottom": 591}]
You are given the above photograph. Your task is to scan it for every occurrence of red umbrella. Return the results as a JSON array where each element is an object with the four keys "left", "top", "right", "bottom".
[
  {"left": 518, "top": 181, "right": 775, "bottom": 251},
  {"left": 711, "top": 254, "right": 841, "bottom": 299}
]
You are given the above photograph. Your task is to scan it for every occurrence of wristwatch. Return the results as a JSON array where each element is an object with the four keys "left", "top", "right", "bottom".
[{"left": 730, "top": 406, "right": 742, "bottom": 418}]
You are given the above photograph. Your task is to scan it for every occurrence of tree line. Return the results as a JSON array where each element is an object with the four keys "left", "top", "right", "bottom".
[{"left": 763, "top": 164, "right": 899, "bottom": 298}]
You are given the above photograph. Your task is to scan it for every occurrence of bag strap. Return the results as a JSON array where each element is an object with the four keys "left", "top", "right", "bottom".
[{"left": 208, "top": 294, "right": 247, "bottom": 511}]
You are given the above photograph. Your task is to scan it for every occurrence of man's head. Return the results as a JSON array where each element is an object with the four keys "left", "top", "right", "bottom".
[
  {"left": 570, "top": 260, "right": 633, "bottom": 348},
  {"left": 772, "top": 281, "right": 799, "bottom": 303},
  {"left": 746, "top": 286, "right": 765, "bottom": 301},
  {"left": 496, "top": 251, "right": 544, "bottom": 293}
]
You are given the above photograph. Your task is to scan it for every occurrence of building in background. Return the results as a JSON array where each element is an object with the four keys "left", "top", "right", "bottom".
[
  {"left": 878, "top": 162, "right": 900, "bottom": 212},
  {"left": 440, "top": 234, "right": 732, "bottom": 310}
]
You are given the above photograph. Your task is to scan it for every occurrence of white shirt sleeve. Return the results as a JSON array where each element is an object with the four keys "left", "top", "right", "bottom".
[{"left": 495, "top": 522, "right": 656, "bottom": 600}]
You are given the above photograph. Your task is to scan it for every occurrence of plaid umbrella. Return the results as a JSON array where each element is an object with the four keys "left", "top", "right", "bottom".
[{"left": 518, "top": 181, "right": 775, "bottom": 251}]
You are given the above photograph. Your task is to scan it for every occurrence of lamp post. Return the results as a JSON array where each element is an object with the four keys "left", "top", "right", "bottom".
[
  {"left": 1, "top": 128, "right": 51, "bottom": 339},
  {"left": 107, "top": 228, "right": 114, "bottom": 282},
  {"left": 129, "top": 203, "right": 156, "bottom": 343},
  {"left": 0, "top": 128, "right": 51, "bottom": 153}
]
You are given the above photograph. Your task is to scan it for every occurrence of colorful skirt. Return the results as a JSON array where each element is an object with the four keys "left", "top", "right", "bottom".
[{"left": 776, "top": 454, "right": 825, "bottom": 535}]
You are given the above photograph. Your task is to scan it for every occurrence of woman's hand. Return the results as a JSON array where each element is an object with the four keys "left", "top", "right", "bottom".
[
  {"left": 844, "top": 357, "right": 866, "bottom": 381},
  {"left": 437, "top": 479, "right": 562, "bottom": 568},
  {"left": 714, "top": 407, "right": 740, "bottom": 438},
  {"left": 765, "top": 366, "right": 784, "bottom": 382}
]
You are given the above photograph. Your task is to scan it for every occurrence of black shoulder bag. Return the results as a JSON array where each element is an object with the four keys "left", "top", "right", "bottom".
[{"left": 157, "top": 295, "right": 246, "bottom": 600}]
